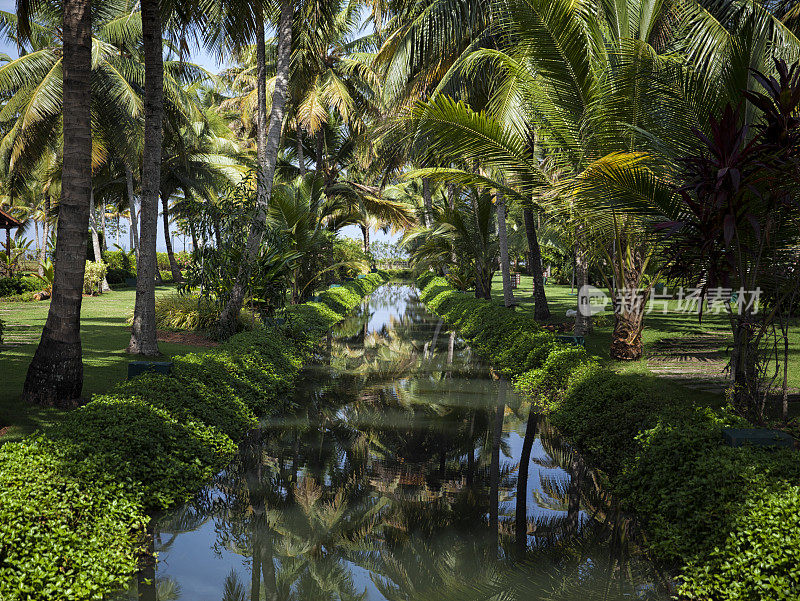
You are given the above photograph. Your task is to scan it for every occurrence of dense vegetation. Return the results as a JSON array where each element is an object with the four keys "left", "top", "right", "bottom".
[
  {"left": 418, "top": 273, "right": 800, "bottom": 599},
  {"left": 0, "top": 272, "right": 389, "bottom": 600},
  {"left": 1, "top": 0, "right": 800, "bottom": 595}
]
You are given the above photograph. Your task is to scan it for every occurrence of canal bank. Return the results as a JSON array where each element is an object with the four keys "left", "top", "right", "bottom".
[{"left": 130, "top": 283, "right": 668, "bottom": 600}]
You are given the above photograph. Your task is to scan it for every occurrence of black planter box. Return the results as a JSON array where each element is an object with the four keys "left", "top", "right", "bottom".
[
  {"left": 722, "top": 428, "right": 795, "bottom": 449},
  {"left": 127, "top": 361, "right": 172, "bottom": 380}
]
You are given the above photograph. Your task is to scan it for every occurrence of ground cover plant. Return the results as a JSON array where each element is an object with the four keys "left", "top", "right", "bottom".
[{"left": 417, "top": 273, "right": 800, "bottom": 599}]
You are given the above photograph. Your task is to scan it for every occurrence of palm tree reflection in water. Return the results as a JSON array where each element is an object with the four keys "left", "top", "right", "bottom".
[{"left": 125, "top": 284, "right": 668, "bottom": 601}]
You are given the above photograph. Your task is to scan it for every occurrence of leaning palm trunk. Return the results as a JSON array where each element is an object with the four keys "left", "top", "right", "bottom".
[
  {"left": 161, "top": 191, "right": 183, "bottom": 282},
  {"left": 496, "top": 191, "right": 515, "bottom": 307},
  {"left": 37, "top": 196, "right": 50, "bottom": 276},
  {"left": 128, "top": 0, "right": 164, "bottom": 355},
  {"left": 22, "top": 0, "right": 92, "bottom": 406},
  {"left": 218, "top": 0, "right": 293, "bottom": 338},
  {"left": 125, "top": 164, "right": 139, "bottom": 263},
  {"left": 523, "top": 207, "right": 550, "bottom": 319},
  {"left": 574, "top": 230, "right": 592, "bottom": 336},
  {"left": 89, "top": 190, "right": 111, "bottom": 291}
]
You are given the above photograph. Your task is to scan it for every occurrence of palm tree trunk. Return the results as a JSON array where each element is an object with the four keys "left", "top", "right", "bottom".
[
  {"left": 100, "top": 195, "right": 106, "bottom": 252},
  {"left": 160, "top": 190, "right": 183, "bottom": 282},
  {"left": 22, "top": 0, "right": 92, "bottom": 407},
  {"left": 360, "top": 224, "right": 369, "bottom": 253},
  {"left": 574, "top": 230, "right": 592, "bottom": 336},
  {"left": 297, "top": 129, "right": 305, "bottom": 176},
  {"left": 515, "top": 407, "right": 538, "bottom": 556},
  {"left": 125, "top": 165, "right": 139, "bottom": 263},
  {"left": 33, "top": 220, "right": 40, "bottom": 259},
  {"left": 489, "top": 385, "right": 506, "bottom": 552},
  {"left": 496, "top": 191, "right": 515, "bottom": 308},
  {"left": 129, "top": 0, "right": 164, "bottom": 356},
  {"left": 89, "top": 189, "right": 111, "bottom": 291},
  {"left": 523, "top": 207, "right": 550, "bottom": 319},
  {"left": 219, "top": 0, "right": 292, "bottom": 338},
  {"left": 38, "top": 196, "right": 50, "bottom": 276},
  {"left": 422, "top": 178, "right": 432, "bottom": 227}
]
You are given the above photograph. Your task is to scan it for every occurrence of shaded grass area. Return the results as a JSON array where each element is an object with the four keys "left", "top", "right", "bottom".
[
  {"left": 493, "top": 274, "right": 800, "bottom": 389},
  {"left": 0, "top": 286, "right": 199, "bottom": 442}
]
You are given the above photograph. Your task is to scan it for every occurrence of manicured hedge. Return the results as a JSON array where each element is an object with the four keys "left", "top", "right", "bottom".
[
  {"left": 0, "top": 439, "right": 145, "bottom": 600},
  {"left": 417, "top": 274, "right": 800, "bottom": 600},
  {"left": 1, "top": 271, "right": 390, "bottom": 601}
]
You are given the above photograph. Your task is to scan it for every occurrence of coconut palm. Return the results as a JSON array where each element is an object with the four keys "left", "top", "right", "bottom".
[
  {"left": 12, "top": 0, "right": 92, "bottom": 405},
  {"left": 401, "top": 0, "right": 800, "bottom": 357},
  {"left": 159, "top": 92, "right": 251, "bottom": 280},
  {"left": 218, "top": 0, "right": 295, "bottom": 338}
]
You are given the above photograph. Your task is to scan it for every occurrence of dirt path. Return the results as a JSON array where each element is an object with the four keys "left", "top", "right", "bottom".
[
  {"left": 646, "top": 333, "right": 800, "bottom": 407},
  {"left": 646, "top": 333, "right": 734, "bottom": 394}
]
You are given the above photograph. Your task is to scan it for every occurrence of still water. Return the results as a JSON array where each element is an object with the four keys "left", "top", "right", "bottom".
[{"left": 130, "top": 284, "right": 668, "bottom": 601}]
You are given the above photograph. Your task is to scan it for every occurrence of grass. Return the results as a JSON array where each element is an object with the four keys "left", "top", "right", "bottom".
[
  {"left": 0, "top": 286, "right": 203, "bottom": 443},
  {"left": 491, "top": 274, "right": 800, "bottom": 410}
]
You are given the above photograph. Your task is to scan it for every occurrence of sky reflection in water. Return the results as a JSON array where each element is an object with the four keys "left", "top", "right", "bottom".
[{"left": 132, "top": 284, "right": 668, "bottom": 601}]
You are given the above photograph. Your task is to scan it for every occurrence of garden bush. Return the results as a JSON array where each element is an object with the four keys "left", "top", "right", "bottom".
[
  {"left": 0, "top": 439, "right": 145, "bottom": 601},
  {"left": 49, "top": 397, "right": 237, "bottom": 509},
  {"left": 103, "top": 249, "right": 135, "bottom": 271},
  {"left": 151, "top": 293, "right": 253, "bottom": 332},
  {"left": 83, "top": 261, "right": 108, "bottom": 295},
  {"left": 109, "top": 373, "right": 258, "bottom": 440},
  {"left": 679, "top": 483, "right": 800, "bottom": 600},
  {"left": 0, "top": 274, "right": 41, "bottom": 297}
]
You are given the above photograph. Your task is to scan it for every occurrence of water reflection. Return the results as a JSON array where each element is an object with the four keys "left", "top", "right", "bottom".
[{"left": 122, "top": 284, "right": 668, "bottom": 601}]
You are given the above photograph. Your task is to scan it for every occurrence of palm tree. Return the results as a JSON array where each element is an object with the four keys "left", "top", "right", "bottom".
[
  {"left": 160, "top": 92, "right": 251, "bottom": 281},
  {"left": 218, "top": 0, "right": 294, "bottom": 338},
  {"left": 18, "top": 0, "right": 92, "bottom": 406},
  {"left": 127, "top": 0, "right": 165, "bottom": 355},
  {"left": 401, "top": 0, "right": 800, "bottom": 357}
]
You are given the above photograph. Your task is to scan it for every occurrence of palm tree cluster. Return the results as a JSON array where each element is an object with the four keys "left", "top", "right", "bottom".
[{"left": 3, "top": 0, "right": 800, "bottom": 416}]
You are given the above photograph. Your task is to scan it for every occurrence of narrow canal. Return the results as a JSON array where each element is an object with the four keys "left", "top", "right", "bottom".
[{"left": 134, "top": 283, "right": 668, "bottom": 600}]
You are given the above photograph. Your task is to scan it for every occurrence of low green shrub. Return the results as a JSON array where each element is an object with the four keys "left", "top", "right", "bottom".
[
  {"left": 110, "top": 373, "right": 258, "bottom": 440},
  {"left": 83, "top": 261, "right": 108, "bottom": 295},
  {"left": 105, "top": 267, "right": 130, "bottom": 286},
  {"left": 103, "top": 249, "right": 135, "bottom": 273},
  {"left": 151, "top": 293, "right": 253, "bottom": 333},
  {"left": 0, "top": 439, "right": 145, "bottom": 600},
  {"left": 0, "top": 274, "right": 40, "bottom": 297},
  {"left": 50, "top": 397, "right": 238, "bottom": 509},
  {"left": 680, "top": 483, "right": 800, "bottom": 600}
]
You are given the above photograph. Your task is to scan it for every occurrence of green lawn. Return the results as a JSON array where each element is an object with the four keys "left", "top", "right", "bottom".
[
  {"left": 492, "top": 274, "right": 800, "bottom": 409},
  {"left": 0, "top": 286, "right": 202, "bottom": 442}
]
